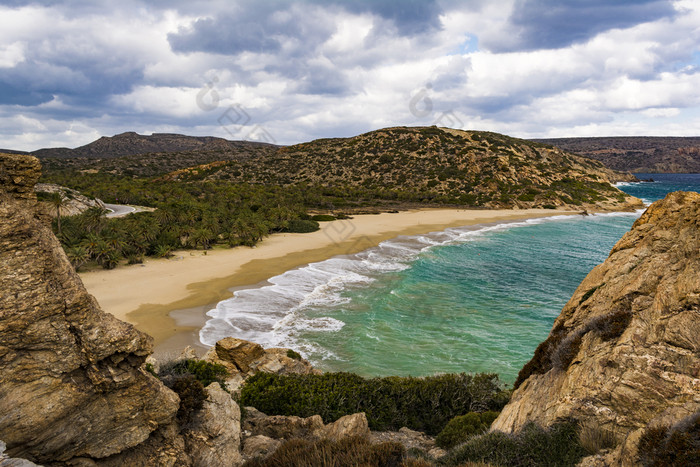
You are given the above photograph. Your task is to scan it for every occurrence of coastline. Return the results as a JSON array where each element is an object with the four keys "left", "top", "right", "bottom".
[{"left": 79, "top": 208, "right": 579, "bottom": 354}]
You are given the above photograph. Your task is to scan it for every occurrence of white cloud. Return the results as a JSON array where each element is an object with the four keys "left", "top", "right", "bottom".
[{"left": 0, "top": 0, "right": 699, "bottom": 150}]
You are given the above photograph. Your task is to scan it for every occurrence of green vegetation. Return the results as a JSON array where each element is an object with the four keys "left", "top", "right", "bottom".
[
  {"left": 39, "top": 126, "right": 632, "bottom": 269},
  {"left": 435, "top": 412, "right": 500, "bottom": 449},
  {"left": 242, "top": 436, "right": 428, "bottom": 467},
  {"left": 170, "top": 375, "right": 207, "bottom": 425},
  {"left": 286, "top": 349, "right": 302, "bottom": 360},
  {"left": 438, "top": 421, "right": 588, "bottom": 466},
  {"left": 240, "top": 372, "right": 509, "bottom": 435},
  {"left": 284, "top": 219, "right": 320, "bottom": 233},
  {"left": 311, "top": 214, "right": 336, "bottom": 221},
  {"left": 637, "top": 411, "right": 700, "bottom": 466},
  {"left": 159, "top": 359, "right": 229, "bottom": 389}
]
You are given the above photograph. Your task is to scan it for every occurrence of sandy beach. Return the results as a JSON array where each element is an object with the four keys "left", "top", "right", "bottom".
[{"left": 79, "top": 208, "right": 578, "bottom": 354}]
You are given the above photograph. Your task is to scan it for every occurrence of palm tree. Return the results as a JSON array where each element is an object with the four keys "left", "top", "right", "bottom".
[
  {"left": 66, "top": 246, "right": 89, "bottom": 271},
  {"left": 46, "top": 192, "right": 67, "bottom": 236}
]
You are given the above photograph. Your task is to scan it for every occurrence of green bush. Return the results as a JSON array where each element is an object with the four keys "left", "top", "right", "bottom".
[
  {"left": 286, "top": 349, "right": 302, "bottom": 360},
  {"left": 171, "top": 375, "right": 206, "bottom": 425},
  {"left": 637, "top": 411, "right": 700, "bottom": 466},
  {"left": 240, "top": 372, "right": 508, "bottom": 435},
  {"left": 311, "top": 214, "right": 336, "bottom": 221},
  {"left": 159, "top": 359, "right": 229, "bottom": 389},
  {"left": 438, "top": 420, "right": 587, "bottom": 466},
  {"left": 435, "top": 411, "right": 500, "bottom": 449},
  {"left": 285, "top": 219, "right": 320, "bottom": 233}
]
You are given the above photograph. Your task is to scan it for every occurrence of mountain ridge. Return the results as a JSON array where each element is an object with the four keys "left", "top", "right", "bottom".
[
  {"left": 533, "top": 136, "right": 700, "bottom": 173},
  {"left": 9, "top": 131, "right": 277, "bottom": 159}
]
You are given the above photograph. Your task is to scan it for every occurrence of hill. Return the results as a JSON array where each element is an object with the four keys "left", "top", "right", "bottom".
[
  {"left": 533, "top": 136, "right": 700, "bottom": 173},
  {"left": 23, "top": 131, "right": 277, "bottom": 159},
  {"left": 164, "top": 126, "right": 640, "bottom": 211}
]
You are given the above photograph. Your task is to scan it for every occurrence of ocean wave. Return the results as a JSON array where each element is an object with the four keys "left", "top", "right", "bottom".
[{"left": 198, "top": 210, "right": 644, "bottom": 353}]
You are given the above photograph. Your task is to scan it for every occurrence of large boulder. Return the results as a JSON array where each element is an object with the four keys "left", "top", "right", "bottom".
[
  {"left": 0, "top": 154, "right": 179, "bottom": 463},
  {"left": 492, "top": 191, "right": 700, "bottom": 465},
  {"left": 203, "top": 337, "right": 319, "bottom": 392}
]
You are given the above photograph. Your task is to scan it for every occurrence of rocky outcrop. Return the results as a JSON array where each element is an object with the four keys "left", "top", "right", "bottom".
[
  {"left": 0, "top": 440, "right": 39, "bottom": 467},
  {"left": 34, "top": 183, "right": 105, "bottom": 217},
  {"left": 492, "top": 191, "right": 700, "bottom": 465},
  {"left": 204, "top": 337, "right": 319, "bottom": 392},
  {"left": 101, "top": 383, "right": 243, "bottom": 467},
  {"left": 0, "top": 154, "right": 179, "bottom": 463},
  {"left": 240, "top": 408, "right": 370, "bottom": 463}
]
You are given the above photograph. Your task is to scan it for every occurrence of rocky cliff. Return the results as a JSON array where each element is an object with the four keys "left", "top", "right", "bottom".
[
  {"left": 0, "top": 154, "right": 179, "bottom": 463},
  {"left": 492, "top": 191, "right": 700, "bottom": 465}
]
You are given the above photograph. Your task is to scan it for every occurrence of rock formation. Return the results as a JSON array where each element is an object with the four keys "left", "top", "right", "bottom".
[
  {"left": 203, "top": 337, "right": 319, "bottom": 392},
  {"left": 0, "top": 153, "right": 180, "bottom": 463},
  {"left": 492, "top": 191, "right": 700, "bottom": 465},
  {"left": 35, "top": 183, "right": 105, "bottom": 217}
]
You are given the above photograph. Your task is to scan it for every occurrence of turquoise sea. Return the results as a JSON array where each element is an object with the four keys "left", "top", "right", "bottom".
[{"left": 200, "top": 174, "right": 700, "bottom": 383}]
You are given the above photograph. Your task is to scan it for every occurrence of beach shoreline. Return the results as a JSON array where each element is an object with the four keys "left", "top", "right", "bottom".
[{"left": 79, "top": 208, "right": 579, "bottom": 355}]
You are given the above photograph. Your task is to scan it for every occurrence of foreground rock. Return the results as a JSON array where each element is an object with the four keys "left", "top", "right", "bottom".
[
  {"left": 493, "top": 191, "right": 700, "bottom": 465},
  {"left": 0, "top": 154, "right": 179, "bottom": 463},
  {"left": 240, "top": 408, "right": 371, "bottom": 462},
  {"left": 204, "top": 337, "right": 320, "bottom": 392}
]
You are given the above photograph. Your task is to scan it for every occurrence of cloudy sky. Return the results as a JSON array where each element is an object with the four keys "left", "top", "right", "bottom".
[{"left": 1, "top": 0, "right": 699, "bottom": 150}]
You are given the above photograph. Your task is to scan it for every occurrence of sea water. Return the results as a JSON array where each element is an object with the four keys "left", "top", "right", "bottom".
[{"left": 199, "top": 174, "right": 700, "bottom": 383}]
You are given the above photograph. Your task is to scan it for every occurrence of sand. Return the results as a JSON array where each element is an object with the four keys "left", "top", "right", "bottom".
[{"left": 79, "top": 208, "right": 578, "bottom": 354}]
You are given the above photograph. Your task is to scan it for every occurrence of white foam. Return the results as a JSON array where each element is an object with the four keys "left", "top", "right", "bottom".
[{"left": 199, "top": 210, "right": 645, "bottom": 352}]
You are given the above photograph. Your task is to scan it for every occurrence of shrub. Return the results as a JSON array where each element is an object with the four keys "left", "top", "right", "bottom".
[
  {"left": 588, "top": 310, "right": 632, "bottom": 341},
  {"left": 285, "top": 219, "right": 320, "bottom": 233},
  {"left": 240, "top": 372, "right": 508, "bottom": 435},
  {"left": 171, "top": 375, "right": 206, "bottom": 425},
  {"left": 311, "top": 214, "right": 336, "bottom": 221},
  {"left": 145, "top": 362, "right": 157, "bottom": 377},
  {"left": 286, "top": 349, "right": 302, "bottom": 360},
  {"left": 637, "top": 411, "right": 700, "bottom": 466},
  {"left": 435, "top": 411, "right": 500, "bottom": 449},
  {"left": 438, "top": 420, "right": 587, "bottom": 466},
  {"left": 159, "top": 359, "right": 229, "bottom": 389},
  {"left": 242, "top": 436, "right": 413, "bottom": 467}
]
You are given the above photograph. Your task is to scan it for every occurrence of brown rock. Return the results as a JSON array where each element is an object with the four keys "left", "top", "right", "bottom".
[
  {"left": 492, "top": 191, "right": 700, "bottom": 466},
  {"left": 242, "top": 407, "right": 324, "bottom": 440},
  {"left": 184, "top": 383, "right": 242, "bottom": 467},
  {"left": 203, "top": 339, "right": 319, "bottom": 393},
  {"left": 0, "top": 154, "right": 179, "bottom": 463},
  {"left": 315, "top": 413, "right": 370, "bottom": 441},
  {"left": 241, "top": 436, "right": 281, "bottom": 461},
  {"left": 213, "top": 338, "right": 266, "bottom": 373},
  {"left": 0, "top": 154, "right": 40, "bottom": 202}
]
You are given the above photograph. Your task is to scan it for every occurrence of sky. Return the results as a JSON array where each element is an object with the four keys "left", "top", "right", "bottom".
[{"left": 1, "top": 0, "right": 699, "bottom": 151}]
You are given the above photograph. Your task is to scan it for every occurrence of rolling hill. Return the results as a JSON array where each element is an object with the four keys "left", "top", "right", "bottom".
[{"left": 159, "top": 126, "right": 640, "bottom": 211}]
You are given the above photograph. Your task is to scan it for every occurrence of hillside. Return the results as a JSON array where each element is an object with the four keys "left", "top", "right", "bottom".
[
  {"left": 492, "top": 191, "right": 700, "bottom": 465},
  {"left": 20, "top": 131, "right": 277, "bottom": 159},
  {"left": 533, "top": 136, "right": 700, "bottom": 173},
  {"left": 166, "top": 126, "right": 640, "bottom": 211}
]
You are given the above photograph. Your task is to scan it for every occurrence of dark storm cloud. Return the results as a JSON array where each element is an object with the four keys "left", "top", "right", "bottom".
[
  {"left": 330, "top": 0, "right": 444, "bottom": 35},
  {"left": 489, "top": 0, "right": 676, "bottom": 52},
  {"left": 168, "top": 0, "right": 444, "bottom": 57}
]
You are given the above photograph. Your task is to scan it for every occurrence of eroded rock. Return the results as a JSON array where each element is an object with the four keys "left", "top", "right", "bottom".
[
  {"left": 0, "top": 154, "right": 179, "bottom": 463},
  {"left": 493, "top": 191, "right": 700, "bottom": 466},
  {"left": 203, "top": 337, "right": 319, "bottom": 392}
]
